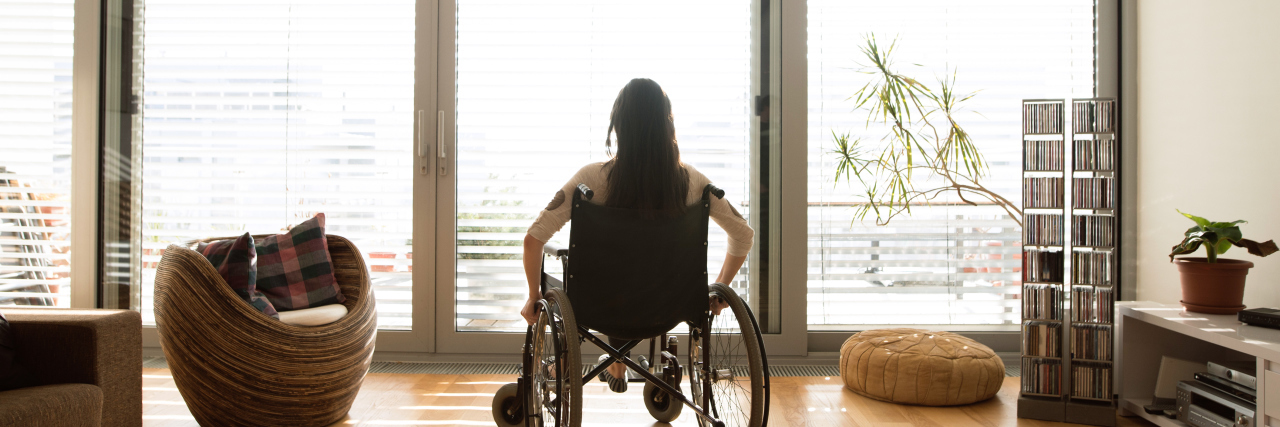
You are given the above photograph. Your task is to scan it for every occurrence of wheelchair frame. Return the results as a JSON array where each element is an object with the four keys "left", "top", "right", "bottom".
[{"left": 492, "top": 184, "right": 771, "bottom": 427}]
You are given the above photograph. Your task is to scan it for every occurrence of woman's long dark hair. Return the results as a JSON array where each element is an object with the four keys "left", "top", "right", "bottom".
[{"left": 604, "top": 78, "right": 688, "bottom": 218}]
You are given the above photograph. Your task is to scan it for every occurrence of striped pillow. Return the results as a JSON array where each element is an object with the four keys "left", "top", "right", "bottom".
[
  {"left": 255, "top": 213, "right": 345, "bottom": 312},
  {"left": 197, "top": 233, "right": 279, "bottom": 319}
]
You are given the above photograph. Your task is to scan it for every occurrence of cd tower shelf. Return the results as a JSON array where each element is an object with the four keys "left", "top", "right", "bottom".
[{"left": 1018, "top": 98, "right": 1118, "bottom": 427}]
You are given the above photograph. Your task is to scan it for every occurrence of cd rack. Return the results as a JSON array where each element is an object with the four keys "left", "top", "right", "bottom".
[{"left": 1018, "top": 98, "right": 1119, "bottom": 427}]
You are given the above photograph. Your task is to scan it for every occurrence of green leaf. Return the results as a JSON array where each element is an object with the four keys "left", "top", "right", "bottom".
[
  {"left": 1178, "top": 209, "right": 1211, "bottom": 228},
  {"left": 1170, "top": 236, "right": 1204, "bottom": 262},
  {"left": 1216, "top": 226, "right": 1244, "bottom": 244},
  {"left": 1187, "top": 230, "right": 1219, "bottom": 244},
  {"left": 1209, "top": 220, "right": 1246, "bottom": 229},
  {"left": 1215, "top": 239, "right": 1233, "bottom": 255}
]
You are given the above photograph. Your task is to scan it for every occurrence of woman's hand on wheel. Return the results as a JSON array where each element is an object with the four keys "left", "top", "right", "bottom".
[
  {"left": 520, "top": 296, "right": 540, "bottom": 325},
  {"left": 710, "top": 296, "right": 729, "bottom": 316}
]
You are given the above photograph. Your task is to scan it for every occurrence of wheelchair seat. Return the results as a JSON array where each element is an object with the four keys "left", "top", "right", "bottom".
[{"left": 557, "top": 183, "right": 719, "bottom": 340}]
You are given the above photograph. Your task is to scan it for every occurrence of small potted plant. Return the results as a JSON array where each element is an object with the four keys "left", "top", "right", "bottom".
[{"left": 1169, "top": 210, "right": 1278, "bottom": 314}]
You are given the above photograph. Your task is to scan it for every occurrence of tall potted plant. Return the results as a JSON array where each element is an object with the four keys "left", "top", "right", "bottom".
[{"left": 1169, "top": 210, "right": 1278, "bottom": 314}]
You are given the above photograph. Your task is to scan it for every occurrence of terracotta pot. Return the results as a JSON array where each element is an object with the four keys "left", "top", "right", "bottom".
[
  {"left": 369, "top": 252, "right": 395, "bottom": 273},
  {"left": 1175, "top": 257, "right": 1253, "bottom": 314}
]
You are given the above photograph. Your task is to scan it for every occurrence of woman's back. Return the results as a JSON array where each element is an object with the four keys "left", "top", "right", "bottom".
[{"left": 527, "top": 161, "right": 752, "bottom": 258}]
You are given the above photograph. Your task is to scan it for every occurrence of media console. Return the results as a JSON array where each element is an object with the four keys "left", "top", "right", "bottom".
[{"left": 1118, "top": 302, "right": 1280, "bottom": 426}]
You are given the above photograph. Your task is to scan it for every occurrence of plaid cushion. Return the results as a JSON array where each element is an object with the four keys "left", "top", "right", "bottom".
[
  {"left": 255, "top": 213, "right": 344, "bottom": 311},
  {"left": 197, "top": 233, "right": 279, "bottom": 319}
]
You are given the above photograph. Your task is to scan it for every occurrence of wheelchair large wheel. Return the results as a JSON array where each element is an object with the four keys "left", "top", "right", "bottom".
[
  {"left": 531, "top": 288, "right": 582, "bottom": 427},
  {"left": 688, "top": 283, "right": 766, "bottom": 427}
]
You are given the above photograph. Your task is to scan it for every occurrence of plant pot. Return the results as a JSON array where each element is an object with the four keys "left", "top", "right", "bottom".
[
  {"left": 1175, "top": 257, "right": 1254, "bottom": 314},
  {"left": 369, "top": 252, "right": 396, "bottom": 273}
]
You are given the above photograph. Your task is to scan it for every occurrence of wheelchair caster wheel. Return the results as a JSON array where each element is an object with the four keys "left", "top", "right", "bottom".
[
  {"left": 491, "top": 383, "right": 524, "bottom": 427},
  {"left": 643, "top": 379, "right": 683, "bottom": 422}
]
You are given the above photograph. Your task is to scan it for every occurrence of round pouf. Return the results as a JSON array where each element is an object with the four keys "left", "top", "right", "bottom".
[{"left": 839, "top": 328, "right": 1004, "bottom": 406}]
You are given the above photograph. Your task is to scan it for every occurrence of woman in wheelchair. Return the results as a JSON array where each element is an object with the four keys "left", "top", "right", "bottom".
[{"left": 492, "top": 78, "right": 768, "bottom": 427}]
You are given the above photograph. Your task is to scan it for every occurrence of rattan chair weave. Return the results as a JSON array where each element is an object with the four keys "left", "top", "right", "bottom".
[{"left": 154, "top": 234, "right": 377, "bottom": 427}]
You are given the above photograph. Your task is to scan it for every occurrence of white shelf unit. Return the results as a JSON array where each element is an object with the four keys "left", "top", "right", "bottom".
[{"left": 1117, "top": 302, "right": 1280, "bottom": 427}]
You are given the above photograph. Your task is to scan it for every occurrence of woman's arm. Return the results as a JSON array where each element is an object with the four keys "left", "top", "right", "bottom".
[
  {"left": 520, "top": 234, "right": 545, "bottom": 324},
  {"left": 716, "top": 253, "right": 747, "bottom": 285},
  {"left": 711, "top": 253, "right": 747, "bottom": 315}
]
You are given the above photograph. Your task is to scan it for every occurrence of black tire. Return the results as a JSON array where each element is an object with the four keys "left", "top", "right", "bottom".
[
  {"left": 491, "top": 383, "right": 524, "bottom": 427},
  {"left": 688, "top": 283, "right": 766, "bottom": 427},
  {"left": 643, "top": 377, "right": 684, "bottom": 422},
  {"left": 532, "top": 288, "right": 582, "bottom": 427}
]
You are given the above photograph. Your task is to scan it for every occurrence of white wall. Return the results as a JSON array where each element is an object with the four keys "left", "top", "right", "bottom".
[{"left": 1131, "top": 0, "right": 1280, "bottom": 305}]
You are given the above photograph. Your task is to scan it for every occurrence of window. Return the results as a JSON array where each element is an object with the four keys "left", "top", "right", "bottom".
[
  {"left": 0, "top": 0, "right": 74, "bottom": 307},
  {"left": 139, "top": 0, "right": 415, "bottom": 328},
  {"left": 451, "top": 0, "right": 756, "bottom": 332},
  {"left": 807, "top": 1, "right": 1096, "bottom": 328}
]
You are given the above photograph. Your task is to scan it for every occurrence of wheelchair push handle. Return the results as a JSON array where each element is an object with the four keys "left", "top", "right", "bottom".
[
  {"left": 575, "top": 183, "right": 594, "bottom": 200},
  {"left": 702, "top": 183, "right": 725, "bottom": 200}
]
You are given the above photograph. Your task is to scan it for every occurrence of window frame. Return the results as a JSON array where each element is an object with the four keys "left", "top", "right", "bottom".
[{"left": 103, "top": 0, "right": 1119, "bottom": 357}]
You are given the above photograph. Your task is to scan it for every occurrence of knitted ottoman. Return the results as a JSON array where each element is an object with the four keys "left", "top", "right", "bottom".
[{"left": 839, "top": 328, "right": 1004, "bottom": 406}]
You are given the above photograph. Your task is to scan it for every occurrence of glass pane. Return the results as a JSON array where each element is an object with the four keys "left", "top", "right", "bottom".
[
  {"left": 0, "top": 0, "right": 74, "bottom": 307},
  {"left": 807, "top": 1, "right": 1095, "bottom": 328},
  {"left": 140, "top": 1, "right": 415, "bottom": 328},
  {"left": 455, "top": 0, "right": 754, "bottom": 332}
]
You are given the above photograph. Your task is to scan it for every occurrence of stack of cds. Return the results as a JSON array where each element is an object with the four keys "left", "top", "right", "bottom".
[
  {"left": 1071, "top": 285, "right": 1115, "bottom": 323},
  {"left": 1022, "top": 358, "right": 1063, "bottom": 395},
  {"left": 1023, "top": 283, "right": 1063, "bottom": 319},
  {"left": 1023, "top": 322, "right": 1062, "bottom": 357},
  {"left": 1071, "top": 362, "right": 1113, "bottom": 400},
  {"left": 1071, "top": 251, "right": 1114, "bottom": 285},
  {"left": 1025, "top": 140, "right": 1064, "bottom": 171},
  {"left": 1071, "top": 324, "right": 1113, "bottom": 360},
  {"left": 1024, "top": 214, "right": 1064, "bottom": 246},
  {"left": 1073, "top": 139, "right": 1115, "bottom": 171},
  {"left": 1024, "top": 250, "right": 1064, "bottom": 282},
  {"left": 1072, "top": 215, "right": 1115, "bottom": 247},
  {"left": 1072, "top": 177, "right": 1114, "bottom": 209},
  {"left": 1073, "top": 100, "right": 1116, "bottom": 134},
  {"left": 1024, "top": 177, "right": 1064, "bottom": 208},
  {"left": 1023, "top": 102, "right": 1064, "bottom": 134}
]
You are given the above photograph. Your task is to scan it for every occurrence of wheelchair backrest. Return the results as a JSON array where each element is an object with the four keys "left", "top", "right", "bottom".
[{"left": 563, "top": 183, "right": 720, "bottom": 340}]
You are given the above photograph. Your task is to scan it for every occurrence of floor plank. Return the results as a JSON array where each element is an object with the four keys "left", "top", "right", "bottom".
[{"left": 140, "top": 368, "right": 1157, "bottom": 426}]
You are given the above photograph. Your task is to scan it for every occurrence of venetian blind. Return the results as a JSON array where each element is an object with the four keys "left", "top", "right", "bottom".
[
  {"left": 807, "top": 0, "right": 1096, "bottom": 327},
  {"left": 454, "top": 0, "right": 753, "bottom": 332},
  {"left": 140, "top": 0, "right": 415, "bottom": 327},
  {"left": 0, "top": 0, "right": 74, "bottom": 307}
]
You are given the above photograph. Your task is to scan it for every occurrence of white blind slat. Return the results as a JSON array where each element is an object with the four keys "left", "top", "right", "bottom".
[
  {"left": 141, "top": 0, "right": 415, "bottom": 328},
  {"left": 808, "top": 0, "right": 1095, "bottom": 327},
  {"left": 0, "top": 0, "right": 74, "bottom": 308}
]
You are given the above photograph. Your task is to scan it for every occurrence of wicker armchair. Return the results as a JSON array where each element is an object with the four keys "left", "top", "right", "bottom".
[{"left": 154, "top": 234, "right": 377, "bottom": 427}]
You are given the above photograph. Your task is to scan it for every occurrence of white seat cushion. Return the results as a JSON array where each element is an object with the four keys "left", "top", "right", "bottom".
[{"left": 277, "top": 304, "right": 348, "bottom": 326}]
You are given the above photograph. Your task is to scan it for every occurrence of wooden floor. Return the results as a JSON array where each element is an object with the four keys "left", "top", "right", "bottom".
[{"left": 141, "top": 368, "right": 1157, "bottom": 427}]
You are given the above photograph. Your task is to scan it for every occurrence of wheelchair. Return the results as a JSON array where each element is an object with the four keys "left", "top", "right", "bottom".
[{"left": 491, "top": 183, "right": 770, "bottom": 427}]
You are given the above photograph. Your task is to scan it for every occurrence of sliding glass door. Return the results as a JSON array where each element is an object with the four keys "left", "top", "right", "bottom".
[
  {"left": 436, "top": 0, "right": 762, "bottom": 351},
  {"left": 138, "top": 0, "right": 427, "bottom": 349}
]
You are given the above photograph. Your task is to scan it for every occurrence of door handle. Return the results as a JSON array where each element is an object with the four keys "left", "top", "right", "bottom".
[
  {"left": 437, "top": 110, "right": 447, "bottom": 176},
  {"left": 417, "top": 110, "right": 426, "bottom": 157}
]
